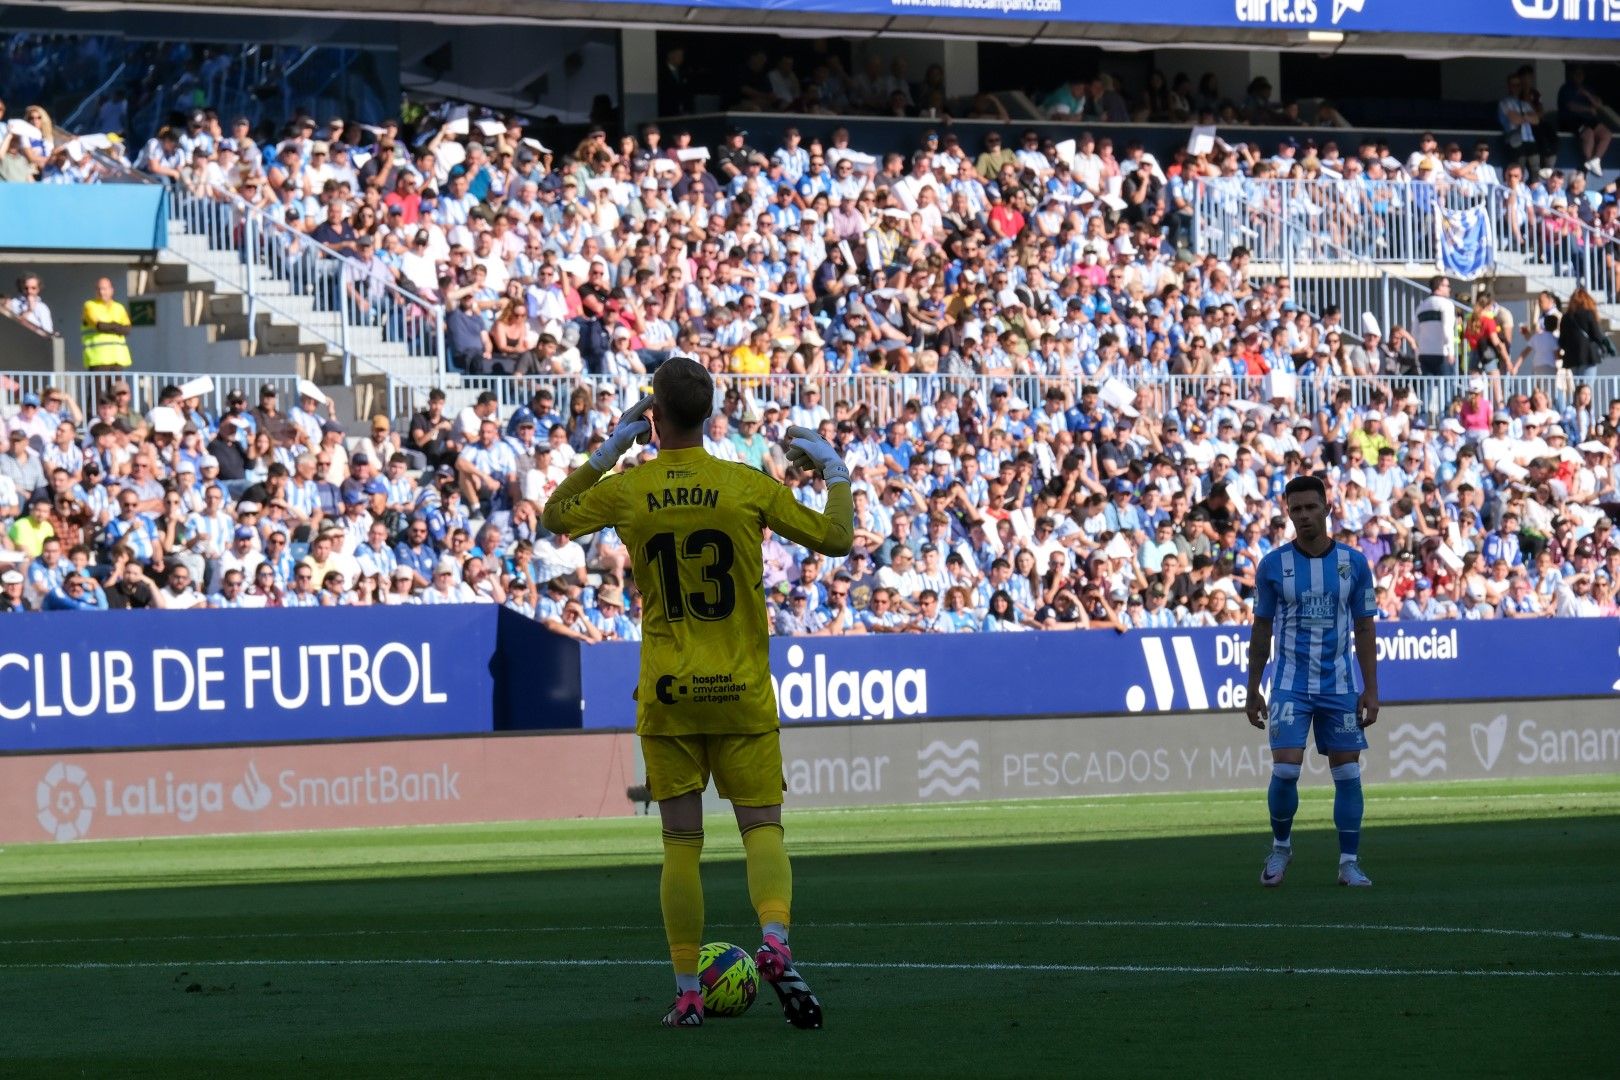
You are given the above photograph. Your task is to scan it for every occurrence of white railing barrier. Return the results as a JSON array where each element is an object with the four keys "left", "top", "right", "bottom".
[{"left": 381, "top": 371, "right": 1618, "bottom": 432}]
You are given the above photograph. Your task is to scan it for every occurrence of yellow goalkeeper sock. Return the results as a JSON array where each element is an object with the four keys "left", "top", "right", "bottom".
[
  {"left": 740, "top": 820, "right": 792, "bottom": 934},
  {"left": 661, "top": 829, "right": 704, "bottom": 988}
]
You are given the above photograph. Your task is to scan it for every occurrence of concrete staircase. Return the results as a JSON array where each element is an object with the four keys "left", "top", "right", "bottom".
[
  {"left": 1491, "top": 250, "right": 1620, "bottom": 341},
  {"left": 138, "top": 216, "right": 482, "bottom": 423}
]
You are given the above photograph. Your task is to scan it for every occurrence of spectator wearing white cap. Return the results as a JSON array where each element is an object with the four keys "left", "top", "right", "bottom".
[
  {"left": 419, "top": 557, "right": 473, "bottom": 605},
  {"left": 1, "top": 568, "right": 32, "bottom": 612},
  {"left": 289, "top": 383, "right": 330, "bottom": 448}
]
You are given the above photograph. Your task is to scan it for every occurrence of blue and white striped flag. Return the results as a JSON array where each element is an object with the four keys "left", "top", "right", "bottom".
[{"left": 1438, "top": 205, "right": 1495, "bottom": 279}]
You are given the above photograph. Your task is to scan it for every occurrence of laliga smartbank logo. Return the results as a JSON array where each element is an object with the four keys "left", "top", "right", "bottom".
[
  {"left": 35, "top": 758, "right": 463, "bottom": 841},
  {"left": 232, "top": 760, "right": 273, "bottom": 811},
  {"left": 37, "top": 761, "right": 96, "bottom": 842}
]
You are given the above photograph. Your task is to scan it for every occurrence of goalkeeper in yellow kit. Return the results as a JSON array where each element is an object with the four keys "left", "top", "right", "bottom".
[{"left": 543, "top": 357, "right": 852, "bottom": 1030}]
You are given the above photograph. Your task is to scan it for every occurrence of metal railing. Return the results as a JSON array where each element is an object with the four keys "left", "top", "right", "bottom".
[
  {"left": 1488, "top": 185, "right": 1619, "bottom": 304},
  {"left": 1198, "top": 190, "right": 1474, "bottom": 362},
  {"left": 1194, "top": 177, "right": 1462, "bottom": 268},
  {"left": 2, "top": 370, "right": 304, "bottom": 421},
  {"left": 380, "top": 371, "right": 1620, "bottom": 432},
  {"left": 164, "top": 183, "right": 446, "bottom": 384},
  {"left": 6, "top": 369, "right": 1612, "bottom": 447},
  {"left": 61, "top": 62, "right": 129, "bottom": 134},
  {"left": 32, "top": 140, "right": 450, "bottom": 390},
  {"left": 1194, "top": 178, "right": 1620, "bottom": 304}
]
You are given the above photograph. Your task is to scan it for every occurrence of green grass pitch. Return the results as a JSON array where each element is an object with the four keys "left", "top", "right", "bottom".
[{"left": 3, "top": 775, "right": 1618, "bottom": 1078}]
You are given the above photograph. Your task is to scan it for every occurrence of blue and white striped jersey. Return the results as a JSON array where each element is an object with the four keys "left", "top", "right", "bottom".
[{"left": 1253, "top": 542, "right": 1377, "bottom": 696}]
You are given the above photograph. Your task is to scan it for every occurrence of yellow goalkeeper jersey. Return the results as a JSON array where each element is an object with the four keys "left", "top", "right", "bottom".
[{"left": 543, "top": 446, "right": 853, "bottom": 736}]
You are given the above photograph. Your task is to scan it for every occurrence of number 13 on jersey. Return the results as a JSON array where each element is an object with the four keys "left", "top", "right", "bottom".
[{"left": 644, "top": 530, "right": 737, "bottom": 621}]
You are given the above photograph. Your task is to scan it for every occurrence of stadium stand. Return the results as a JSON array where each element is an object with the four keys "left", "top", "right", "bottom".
[{"left": 2, "top": 51, "right": 1619, "bottom": 630}]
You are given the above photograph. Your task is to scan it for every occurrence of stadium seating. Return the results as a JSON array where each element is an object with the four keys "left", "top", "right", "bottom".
[{"left": 2, "top": 61, "right": 1618, "bottom": 630}]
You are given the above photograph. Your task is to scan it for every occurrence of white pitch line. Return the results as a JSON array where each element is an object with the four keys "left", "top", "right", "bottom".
[
  {"left": 2, "top": 917, "right": 1616, "bottom": 948},
  {"left": 0, "top": 957, "right": 1614, "bottom": 978},
  {"left": 811, "top": 918, "right": 1620, "bottom": 943},
  {"left": 798, "top": 789, "right": 1620, "bottom": 815}
]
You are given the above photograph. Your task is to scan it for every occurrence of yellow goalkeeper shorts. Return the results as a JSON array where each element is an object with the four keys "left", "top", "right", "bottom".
[{"left": 641, "top": 731, "right": 785, "bottom": 807}]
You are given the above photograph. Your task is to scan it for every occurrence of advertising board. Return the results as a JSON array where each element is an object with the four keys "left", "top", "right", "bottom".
[
  {"left": 12, "top": 698, "right": 1613, "bottom": 842},
  {"left": 777, "top": 698, "right": 1620, "bottom": 808},
  {"left": 595, "top": 0, "right": 1619, "bottom": 38},
  {"left": 581, "top": 621, "right": 1620, "bottom": 730},
  {"left": 0, "top": 607, "right": 502, "bottom": 752},
  {"left": 9, "top": 730, "right": 638, "bottom": 844}
]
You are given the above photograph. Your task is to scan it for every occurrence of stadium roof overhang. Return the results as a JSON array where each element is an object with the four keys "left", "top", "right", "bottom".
[{"left": 9, "top": 0, "right": 1620, "bottom": 61}]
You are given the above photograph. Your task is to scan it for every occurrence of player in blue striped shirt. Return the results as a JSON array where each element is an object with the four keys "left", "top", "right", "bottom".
[{"left": 1245, "top": 475, "right": 1380, "bottom": 889}]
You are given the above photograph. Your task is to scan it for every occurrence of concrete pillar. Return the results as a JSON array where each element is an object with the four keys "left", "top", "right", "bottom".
[
  {"left": 1439, "top": 58, "right": 1520, "bottom": 103},
  {"left": 1154, "top": 48, "right": 1280, "bottom": 108},
  {"left": 622, "top": 29, "right": 658, "bottom": 128},
  {"left": 1533, "top": 58, "right": 1565, "bottom": 102},
  {"left": 1437, "top": 57, "right": 1560, "bottom": 106},
  {"left": 942, "top": 41, "right": 979, "bottom": 100},
  {"left": 854, "top": 38, "right": 941, "bottom": 99}
]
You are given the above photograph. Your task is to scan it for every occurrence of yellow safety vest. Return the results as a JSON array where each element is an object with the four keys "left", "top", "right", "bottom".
[{"left": 81, "top": 299, "right": 133, "bottom": 369}]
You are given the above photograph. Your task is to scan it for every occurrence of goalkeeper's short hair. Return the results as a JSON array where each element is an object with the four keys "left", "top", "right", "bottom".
[{"left": 652, "top": 355, "right": 713, "bottom": 433}]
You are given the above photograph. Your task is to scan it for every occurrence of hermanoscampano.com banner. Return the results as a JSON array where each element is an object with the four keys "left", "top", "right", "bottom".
[{"left": 587, "top": 0, "right": 1620, "bottom": 38}]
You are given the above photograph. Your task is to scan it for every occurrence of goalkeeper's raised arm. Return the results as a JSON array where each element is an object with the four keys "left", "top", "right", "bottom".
[{"left": 767, "top": 424, "right": 853, "bottom": 559}]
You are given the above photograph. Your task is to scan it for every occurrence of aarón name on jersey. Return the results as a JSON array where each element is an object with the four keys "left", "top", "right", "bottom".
[{"left": 644, "top": 485, "right": 722, "bottom": 513}]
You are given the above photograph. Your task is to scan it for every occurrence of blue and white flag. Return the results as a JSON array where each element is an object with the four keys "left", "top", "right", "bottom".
[{"left": 1438, "top": 205, "right": 1495, "bottom": 279}]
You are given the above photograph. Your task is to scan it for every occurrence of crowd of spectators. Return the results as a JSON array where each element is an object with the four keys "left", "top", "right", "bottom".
[
  {"left": 2, "top": 73, "right": 1619, "bottom": 632},
  {"left": 0, "top": 327, "right": 1616, "bottom": 628}
]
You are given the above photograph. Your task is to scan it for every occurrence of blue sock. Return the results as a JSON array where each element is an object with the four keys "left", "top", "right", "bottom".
[
  {"left": 1332, "top": 762, "right": 1363, "bottom": 860},
  {"left": 1267, "top": 763, "right": 1301, "bottom": 845}
]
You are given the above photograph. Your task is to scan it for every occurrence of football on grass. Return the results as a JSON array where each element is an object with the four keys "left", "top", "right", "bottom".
[{"left": 698, "top": 942, "right": 758, "bottom": 1017}]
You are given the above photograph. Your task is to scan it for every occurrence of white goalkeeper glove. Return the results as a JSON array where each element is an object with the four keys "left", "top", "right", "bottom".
[
  {"left": 588, "top": 394, "right": 654, "bottom": 471},
  {"left": 782, "top": 425, "right": 849, "bottom": 486}
]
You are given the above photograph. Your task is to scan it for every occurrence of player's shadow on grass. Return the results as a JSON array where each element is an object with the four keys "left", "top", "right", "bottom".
[
  {"left": 3, "top": 814, "right": 1618, "bottom": 1079},
  {"left": 4, "top": 813, "right": 1618, "bottom": 941}
]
